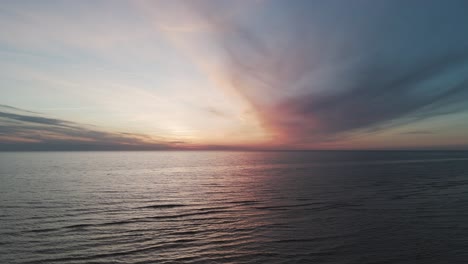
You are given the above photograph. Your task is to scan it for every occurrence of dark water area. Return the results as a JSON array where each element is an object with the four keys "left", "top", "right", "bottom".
[{"left": 1, "top": 151, "right": 468, "bottom": 263}]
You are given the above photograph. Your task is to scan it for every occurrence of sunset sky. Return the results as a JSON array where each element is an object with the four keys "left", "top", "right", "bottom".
[{"left": 1, "top": 0, "right": 468, "bottom": 150}]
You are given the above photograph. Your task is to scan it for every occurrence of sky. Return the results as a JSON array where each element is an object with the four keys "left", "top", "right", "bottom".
[{"left": 1, "top": 0, "right": 468, "bottom": 150}]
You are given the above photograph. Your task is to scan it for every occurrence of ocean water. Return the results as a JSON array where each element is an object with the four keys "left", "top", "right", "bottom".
[{"left": 1, "top": 151, "right": 468, "bottom": 264}]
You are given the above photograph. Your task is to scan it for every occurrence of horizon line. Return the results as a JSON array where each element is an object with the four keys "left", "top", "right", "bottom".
[{"left": 1, "top": 149, "right": 468, "bottom": 152}]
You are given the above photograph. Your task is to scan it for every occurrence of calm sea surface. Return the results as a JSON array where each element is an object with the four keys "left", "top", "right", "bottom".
[{"left": 1, "top": 151, "right": 468, "bottom": 263}]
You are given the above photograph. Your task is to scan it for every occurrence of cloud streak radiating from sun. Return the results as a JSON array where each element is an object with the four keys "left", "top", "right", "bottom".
[{"left": 181, "top": 0, "right": 468, "bottom": 148}]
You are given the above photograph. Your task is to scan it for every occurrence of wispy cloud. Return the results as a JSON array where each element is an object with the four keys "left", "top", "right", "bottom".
[
  {"left": 0, "top": 104, "right": 39, "bottom": 114},
  {"left": 191, "top": 0, "right": 468, "bottom": 146},
  {"left": 400, "top": 130, "right": 434, "bottom": 135},
  {"left": 0, "top": 105, "right": 181, "bottom": 150}
]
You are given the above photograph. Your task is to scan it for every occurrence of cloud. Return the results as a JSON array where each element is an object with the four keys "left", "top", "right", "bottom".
[
  {"left": 0, "top": 111, "right": 74, "bottom": 127},
  {"left": 0, "top": 105, "right": 180, "bottom": 150},
  {"left": 0, "top": 104, "right": 39, "bottom": 114},
  {"left": 400, "top": 130, "right": 434, "bottom": 135},
  {"left": 192, "top": 0, "right": 468, "bottom": 146},
  {"left": 203, "top": 106, "right": 230, "bottom": 118}
]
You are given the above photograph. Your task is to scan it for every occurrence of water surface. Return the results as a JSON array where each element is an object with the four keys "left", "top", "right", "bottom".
[{"left": 1, "top": 151, "right": 468, "bottom": 263}]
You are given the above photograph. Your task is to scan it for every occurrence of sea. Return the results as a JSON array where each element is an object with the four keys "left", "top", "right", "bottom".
[{"left": 1, "top": 151, "right": 468, "bottom": 264}]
